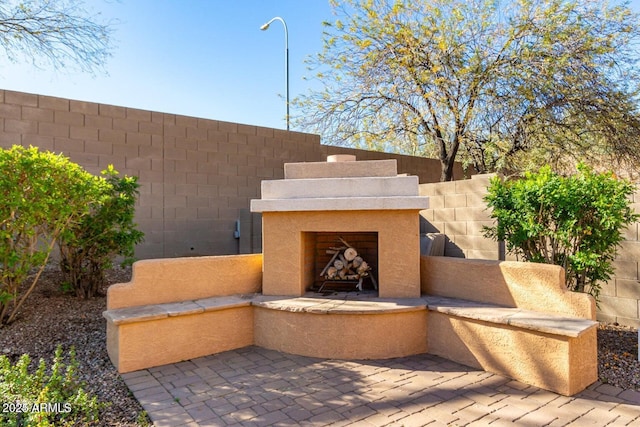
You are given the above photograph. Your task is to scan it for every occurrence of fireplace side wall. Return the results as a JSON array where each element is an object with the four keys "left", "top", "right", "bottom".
[
  {"left": 262, "top": 210, "right": 421, "bottom": 298},
  {"left": 302, "top": 232, "right": 317, "bottom": 294}
]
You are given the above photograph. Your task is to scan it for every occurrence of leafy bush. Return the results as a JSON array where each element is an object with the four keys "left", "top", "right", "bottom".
[
  {"left": 484, "top": 164, "right": 638, "bottom": 302},
  {"left": 0, "top": 346, "right": 101, "bottom": 426},
  {"left": 58, "top": 165, "right": 144, "bottom": 299},
  {"left": 0, "top": 145, "right": 107, "bottom": 325}
]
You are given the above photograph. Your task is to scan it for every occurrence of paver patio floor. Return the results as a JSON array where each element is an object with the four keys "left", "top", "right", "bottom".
[{"left": 122, "top": 346, "right": 640, "bottom": 427}]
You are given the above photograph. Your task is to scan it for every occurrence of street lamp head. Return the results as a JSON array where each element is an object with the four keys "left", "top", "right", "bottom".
[{"left": 260, "top": 17, "right": 285, "bottom": 32}]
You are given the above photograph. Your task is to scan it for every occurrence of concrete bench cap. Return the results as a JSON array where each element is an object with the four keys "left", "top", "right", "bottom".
[
  {"left": 423, "top": 295, "right": 597, "bottom": 338},
  {"left": 252, "top": 293, "right": 426, "bottom": 314},
  {"left": 104, "top": 293, "right": 597, "bottom": 338},
  {"left": 103, "top": 293, "right": 427, "bottom": 323},
  {"left": 103, "top": 295, "right": 253, "bottom": 325}
]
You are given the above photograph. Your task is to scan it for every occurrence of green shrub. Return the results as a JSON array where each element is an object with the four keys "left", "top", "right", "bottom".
[
  {"left": 483, "top": 164, "right": 638, "bottom": 302},
  {"left": 0, "top": 346, "right": 101, "bottom": 426},
  {"left": 0, "top": 145, "right": 108, "bottom": 325},
  {"left": 58, "top": 165, "right": 144, "bottom": 299}
]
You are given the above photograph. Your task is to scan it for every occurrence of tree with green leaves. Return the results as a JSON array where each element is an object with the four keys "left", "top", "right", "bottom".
[
  {"left": 483, "top": 164, "right": 638, "bottom": 302},
  {"left": 0, "top": 0, "right": 113, "bottom": 73},
  {"left": 0, "top": 145, "right": 108, "bottom": 325},
  {"left": 296, "top": 0, "right": 640, "bottom": 181},
  {"left": 58, "top": 165, "right": 144, "bottom": 299}
]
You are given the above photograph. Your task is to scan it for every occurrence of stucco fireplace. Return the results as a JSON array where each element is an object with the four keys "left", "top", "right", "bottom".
[{"left": 250, "top": 155, "right": 429, "bottom": 298}]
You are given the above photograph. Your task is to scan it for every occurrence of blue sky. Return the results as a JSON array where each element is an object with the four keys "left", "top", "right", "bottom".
[
  {"left": 0, "top": 0, "right": 639, "bottom": 132},
  {"left": 0, "top": 0, "right": 334, "bottom": 130}
]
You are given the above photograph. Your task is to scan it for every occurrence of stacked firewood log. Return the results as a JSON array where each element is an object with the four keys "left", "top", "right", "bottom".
[{"left": 320, "top": 237, "right": 377, "bottom": 291}]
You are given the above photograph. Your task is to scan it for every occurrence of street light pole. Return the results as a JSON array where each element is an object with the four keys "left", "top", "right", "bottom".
[{"left": 260, "top": 16, "right": 289, "bottom": 131}]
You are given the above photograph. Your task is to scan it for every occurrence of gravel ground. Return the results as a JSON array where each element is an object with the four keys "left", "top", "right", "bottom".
[
  {"left": 1, "top": 266, "right": 639, "bottom": 426},
  {"left": 597, "top": 322, "right": 640, "bottom": 390},
  {"left": 0, "top": 266, "right": 148, "bottom": 427}
]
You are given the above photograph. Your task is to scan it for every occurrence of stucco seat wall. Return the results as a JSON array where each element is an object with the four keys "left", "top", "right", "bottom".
[
  {"left": 104, "top": 255, "right": 262, "bottom": 373},
  {"left": 427, "top": 312, "right": 597, "bottom": 396},
  {"left": 253, "top": 308, "right": 428, "bottom": 360},
  {"left": 106, "top": 304, "right": 254, "bottom": 373},
  {"left": 104, "top": 291, "right": 597, "bottom": 394},
  {"left": 420, "top": 256, "right": 596, "bottom": 320},
  {"left": 104, "top": 253, "right": 599, "bottom": 396},
  {"left": 420, "top": 256, "right": 598, "bottom": 396},
  {"left": 103, "top": 253, "right": 432, "bottom": 373},
  {"left": 106, "top": 254, "right": 263, "bottom": 310},
  {"left": 104, "top": 293, "right": 431, "bottom": 373},
  {"left": 252, "top": 295, "right": 429, "bottom": 359},
  {"left": 423, "top": 295, "right": 598, "bottom": 396}
]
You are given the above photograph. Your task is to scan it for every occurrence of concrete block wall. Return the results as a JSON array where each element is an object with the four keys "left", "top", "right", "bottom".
[
  {"left": 419, "top": 174, "right": 501, "bottom": 260},
  {"left": 0, "top": 89, "right": 448, "bottom": 259},
  {"left": 598, "top": 190, "right": 640, "bottom": 327}
]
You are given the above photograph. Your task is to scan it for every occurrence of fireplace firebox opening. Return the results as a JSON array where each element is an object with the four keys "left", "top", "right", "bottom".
[{"left": 303, "top": 232, "right": 379, "bottom": 293}]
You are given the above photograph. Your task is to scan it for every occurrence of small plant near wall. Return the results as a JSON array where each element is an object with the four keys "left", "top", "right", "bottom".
[
  {"left": 483, "top": 164, "right": 638, "bottom": 302},
  {"left": 0, "top": 346, "right": 101, "bottom": 426},
  {"left": 58, "top": 165, "right": 144, "bottom": 299}
]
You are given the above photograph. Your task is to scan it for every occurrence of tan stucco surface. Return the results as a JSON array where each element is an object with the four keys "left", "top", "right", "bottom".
[
  {"left": 420, "top": 256, "right": 596, "bottom": 319},
  {"left": 108, "top": 306, "right": 254, "bottom": 373},
  {"left": 420, "top": 256, "right": 597, "bottom": 395},
  {"left": 261, "top": 210, "right": 422, "bottom": 298},
  {"left": 427, "top": 312, "right": 597, "bottom": 396},
  {"left": 253, "top": 307, "right": 428, "bottom": 359},
  {"left": 107, "top": 254, "right": 262, "bottom": 309},
  {"left": 284, "top": 159, "right": 397, "bottom": 179}
]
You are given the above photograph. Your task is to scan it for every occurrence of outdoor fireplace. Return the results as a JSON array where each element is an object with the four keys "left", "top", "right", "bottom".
[{"left": 250, "top": 155, "right": 429, "bottom": 298}]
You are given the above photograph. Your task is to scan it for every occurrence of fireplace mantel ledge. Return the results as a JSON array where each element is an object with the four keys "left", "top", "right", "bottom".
[{"left": 250, "top": 196, "right": 429, "bottom": 212}]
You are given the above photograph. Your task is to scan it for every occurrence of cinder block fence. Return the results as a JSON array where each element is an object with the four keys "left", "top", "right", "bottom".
[{"left": 0, "top": 89, "right": 462, "bottom": 259}]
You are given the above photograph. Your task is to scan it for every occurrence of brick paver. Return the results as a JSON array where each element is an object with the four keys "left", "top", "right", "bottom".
[{"left": 121, "top": 346, "right": 640, "bottom": 427}]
